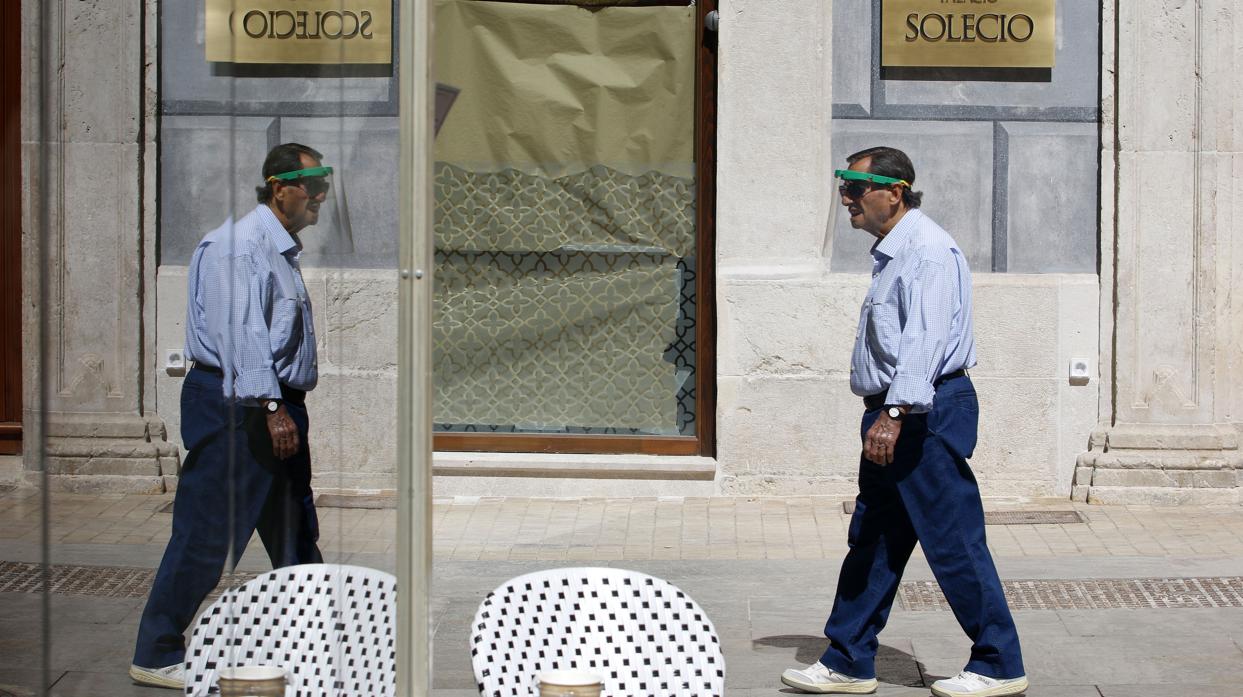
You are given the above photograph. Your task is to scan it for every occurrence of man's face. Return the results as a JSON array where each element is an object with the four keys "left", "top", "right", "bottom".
[
  {"left": 839, "top": 157, "right": 904, "bottom": 237},
  {"left": 271, "top": 153, "right": 328, "bottom": 234}
]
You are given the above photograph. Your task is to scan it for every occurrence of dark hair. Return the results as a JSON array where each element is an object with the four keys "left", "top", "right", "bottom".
[
  {"left": 255, "top": 143, "right": 324, "bottom": 203},
  {"left": 846, "top": 146, "right": 923, "bottom": 209}
]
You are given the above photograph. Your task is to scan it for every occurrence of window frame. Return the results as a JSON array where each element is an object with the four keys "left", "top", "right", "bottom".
[{"left": 432, "top": 0, "right": 717, "bottom": 457}]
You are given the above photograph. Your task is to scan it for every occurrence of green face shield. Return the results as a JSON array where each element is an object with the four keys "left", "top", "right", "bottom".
[
  {"left": 267, "top": 165, "right": 334, "bottom": 197},
  {"left": 833, "top": 168, "right": 909, "bottom": 199}
]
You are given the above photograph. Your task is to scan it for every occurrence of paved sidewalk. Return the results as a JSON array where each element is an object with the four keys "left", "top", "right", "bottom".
[{"left": 2, "top": 488, "right": 1243, "bottom": 696}]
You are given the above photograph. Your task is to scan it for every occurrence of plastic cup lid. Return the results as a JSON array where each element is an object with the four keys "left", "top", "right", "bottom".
[
  {"left": 217, "top": 666, "right": 287, "bottom": 681},
  {"left": 537, "top": 670, "right": 603, "bottom": 686}
]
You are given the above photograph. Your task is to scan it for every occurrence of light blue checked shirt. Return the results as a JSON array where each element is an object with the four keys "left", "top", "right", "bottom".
[
  {"left": 849, "top": 208, "right": 976, "bottom": 414},
  {"left": 184, "top": 205, "right": 318, "bottom": 405}
]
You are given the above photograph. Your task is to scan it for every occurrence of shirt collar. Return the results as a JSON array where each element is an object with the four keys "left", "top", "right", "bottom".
[
  {"left": 255, "top": 204, "right": 299, "bottom": 255},
  {"left": 871, "top": 208, "right": 922, "bottom": 260}
]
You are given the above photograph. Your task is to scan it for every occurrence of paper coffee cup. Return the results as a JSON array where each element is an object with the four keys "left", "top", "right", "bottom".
[
  {"left": 216, "top": 665, "right": 287, "bottom": 697},
  {"left": 536, "top": 669, "right": 604, "bottom": 697}
]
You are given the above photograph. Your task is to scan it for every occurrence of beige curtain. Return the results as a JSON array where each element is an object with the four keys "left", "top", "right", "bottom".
[{"left": 432, "top": 0, "right": 697, "bottom": 433}]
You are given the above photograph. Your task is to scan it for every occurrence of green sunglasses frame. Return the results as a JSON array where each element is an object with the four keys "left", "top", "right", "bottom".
[
  {"left": 833, "top": 168, "right": 909, "bottom": 187},
  {"left": 268, "top": 165, "right": 334, "bottom": 181}
]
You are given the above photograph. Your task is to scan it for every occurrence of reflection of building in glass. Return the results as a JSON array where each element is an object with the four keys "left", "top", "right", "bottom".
[{"left": 8, "top": 1, "right": 1242, "bottom": 505}]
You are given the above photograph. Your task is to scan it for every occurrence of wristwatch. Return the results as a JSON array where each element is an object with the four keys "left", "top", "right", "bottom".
[
  {"left": 263, "top": 399, "right": 281, "bottom": 414},
  {"left": 885, "top": 405, "right": 904, "bottom": 420}
]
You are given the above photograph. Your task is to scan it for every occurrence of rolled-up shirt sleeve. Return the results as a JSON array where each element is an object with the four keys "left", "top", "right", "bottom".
[
  {"left": 887, "top": 259, "right": 955, "bottom": 413},
  {"left": 205, "top": 252, "right": 282, "bottom": 405}
]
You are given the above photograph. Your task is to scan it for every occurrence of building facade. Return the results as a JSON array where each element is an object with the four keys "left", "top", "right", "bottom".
[{"left": 9, "top": 1, "right": 1243, "bottom": 503}]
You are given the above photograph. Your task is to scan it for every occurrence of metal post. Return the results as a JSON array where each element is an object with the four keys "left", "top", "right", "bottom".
[{"left": 396, "top": 0, "right": 434, "bottom": 693}]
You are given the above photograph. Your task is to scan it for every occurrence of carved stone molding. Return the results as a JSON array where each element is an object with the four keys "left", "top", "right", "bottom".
[
  {"left": 1078, "top": 0, "right": 1243, "bottom": 503},
  {"left": 21, "top": 0, "right": 175, "bottom": 489},
  {"left": 1075, "top": 423, "right": 1241, "bottom": 504},
  {"left": 31, "top": 412, "right": 179, "bottom": 493}
]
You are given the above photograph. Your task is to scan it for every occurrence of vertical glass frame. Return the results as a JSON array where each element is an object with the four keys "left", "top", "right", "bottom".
[{"left": 16, "top": 1, "right": 433, "bottom": 694}]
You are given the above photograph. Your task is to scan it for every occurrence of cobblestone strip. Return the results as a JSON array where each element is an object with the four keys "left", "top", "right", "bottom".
[
  {"left": 0, "top": 560, "right": 252, "bottom": 600},
  {"left": 897, "top": 576, "right": 1243, "bottom": 611},
  {"left": 9, "top": 559, "right": 1243, "bottom": 613}
]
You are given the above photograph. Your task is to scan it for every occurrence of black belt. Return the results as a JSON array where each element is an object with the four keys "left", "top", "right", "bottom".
[
  {"left": 191, "top": 362, "right": 306, "bottom": 405},
  {"left": 863, "top": 368, "right": 968, "bottom": 411},
  {"left": 191, "top": 361, "right": 223, "bottom": 376}
]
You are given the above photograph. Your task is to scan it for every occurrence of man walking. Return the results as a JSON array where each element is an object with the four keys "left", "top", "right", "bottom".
[
  {"left": 780, "top": 147, "right": 1027, "bottom": 697},
  {"left": 130, "top": 143, "right": 331, "bottom": 688}
]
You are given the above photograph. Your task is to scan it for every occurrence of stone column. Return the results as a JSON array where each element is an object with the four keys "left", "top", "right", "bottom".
[
  {"left": 22, "top": 0, "right": 176, "bottom": 492},
  {"left": 1076, "top": 0, "right": 1243, "bottom": 504}
]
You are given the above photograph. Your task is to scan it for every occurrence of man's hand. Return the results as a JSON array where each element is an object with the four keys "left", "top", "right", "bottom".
[
  {"left": 266, "top": 405, "right": 300, "bottom": 460},
  {"left": 864, "top": 410, "right": 904, "bottom": 465}
]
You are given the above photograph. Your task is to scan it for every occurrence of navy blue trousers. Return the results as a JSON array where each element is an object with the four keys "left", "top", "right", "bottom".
[
  {"left": 819, "top": 376, "right": 1024, "bottom": 680},
  {"left": 132, "top": 367, "right": 322, "bottom": 668}
]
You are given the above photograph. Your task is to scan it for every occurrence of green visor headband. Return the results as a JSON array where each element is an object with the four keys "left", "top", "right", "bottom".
[
  {"left": 834, "top": 169, "right": 909, "bottom": 187},
  {"left": 267, "top": 165, "right": 333, "bottom": 182}
]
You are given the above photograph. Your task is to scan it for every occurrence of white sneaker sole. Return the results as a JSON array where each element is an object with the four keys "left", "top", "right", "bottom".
[
  {"left": 128, "top": 665, "right": 185, "bottom": 689},
  {"left": 930, "top": 676, "right": 1028, "bottom": 697},
  {"left": 780, "top": 673, "right": 879, "bottom": 694}
]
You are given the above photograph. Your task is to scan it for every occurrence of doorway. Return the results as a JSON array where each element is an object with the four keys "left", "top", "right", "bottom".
[{"left": 1, "top": 0, "right": 22, "bottom": 454}]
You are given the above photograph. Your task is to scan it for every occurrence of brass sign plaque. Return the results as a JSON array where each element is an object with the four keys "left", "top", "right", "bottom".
[
  {"left": 205, "top": 0, "right": 392, "bottom": 64},
  {"left": 881, "top": 0, "right": 1056, "bottom": 69}
]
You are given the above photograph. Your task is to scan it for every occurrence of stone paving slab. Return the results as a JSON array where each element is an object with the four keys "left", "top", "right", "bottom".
[
  {"left": 4, "top": 491, "right": 1243, "bottom": 695},
  {"left": 1095, "top": 687, "right": 1243, "bottom": 697},
  {"left": 6, "top": 491, "right": 1243, "bottom": 562},
  {"left": 3, "top": 566, "right": 1241, "bottom": 696}
]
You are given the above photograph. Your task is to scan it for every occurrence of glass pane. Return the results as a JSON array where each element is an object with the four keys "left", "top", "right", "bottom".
[
  {"left": 14, "top": 2, "right": 411, "bottom": 694},
  {"left": 432, "top": 0, "right": 698, "bottom": 437}
]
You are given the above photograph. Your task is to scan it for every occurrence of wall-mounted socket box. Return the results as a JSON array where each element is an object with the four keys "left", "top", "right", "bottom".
[
  {"left": 1069, "top": 358, "right": 1090, "bottom": 385},
  {"left": 165, "top": 348, "right": 187, "bottom": 376}
]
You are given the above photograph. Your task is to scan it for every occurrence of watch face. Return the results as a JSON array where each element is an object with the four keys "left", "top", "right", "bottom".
[
  {"left": 266, "top": 401, "right": 279, "bottom": 413},
  {"left": 887, "top": 407, "right": 902, "bottom": 419}
]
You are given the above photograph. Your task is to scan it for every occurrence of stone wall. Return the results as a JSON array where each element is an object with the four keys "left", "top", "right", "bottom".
[
  {"left": 22, "top": 0, "right": 177, "bottom": 493},
  {"left": 712, "top": 0, "right": 1100, "bottom": 497},
  {"left": 828, "top": 0, "right": 1100, "bottom": 274},
  {"left": 1074, "top": 0, "right": 1243, "bottom": 504},
  {"left": 148, "top": 0, "right": 1104, "bottom": 499}
]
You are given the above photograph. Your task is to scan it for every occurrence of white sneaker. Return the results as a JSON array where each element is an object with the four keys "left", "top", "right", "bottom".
[
  {"left": 930, "top": 670, "right": 1028, "bottom": 697},
  {"left": 129, "top": 663, "right": 186, "bottom": 689},
  {"left": 780, "top": 661, "right": 879, "bottom": 694}
]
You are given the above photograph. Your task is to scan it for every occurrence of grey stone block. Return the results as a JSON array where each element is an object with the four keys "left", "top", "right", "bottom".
[
  {"left": 829, "top": 121, "right": 993, "bottom": 272},
  {"left": 832, "top": 0, "right": 873, "bottom": 115},
  {"left": 158, "top": 116, "right": 276, "bottom": 266},
  {"left": 0, "top": 670, "right": 43, "bottom": 697},
  {"left": 1002, "top": 122, "right": 1099, "bottom": 273},
  {"left": 39, "top": 474, "right": 166, "bottom": 495},
  {"left": 879, "top": 1, "right": 1100, "bottom": 113},
  {"left": 913, "top": 634, "right": 1243, "bottom": 686},
  {"left": 63, "top": 4, "right": 142, "bottom": 143},
  {"left": 280, "top": 117, "right": 401, "bottom": 268},
  {"left": 45, "top": 456, "right": 162, "bottom": 477},
  {"left": 1090, "top": 467, "right": 1237, "bottom": 489},
  {"left": 1055, "top": 608, "right": 1243, "bottom": 639},
  {"left": 1086, "top": 486, "right": 1240, "bottom": 506},
  {"left": 159, "top": 1, "right": 394, "bottom": 112},
  {"left": 1097, "top": 686, "right": 1243, "bottom": 697},
  {"left": 48, "top": 671, "right": 157, "bottom": 697}
]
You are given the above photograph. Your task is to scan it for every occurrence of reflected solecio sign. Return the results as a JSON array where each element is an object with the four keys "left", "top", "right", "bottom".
[
  {"left": 205, "top": 0, "right": 392, "bottom": 64},
  {"left": 882, "top": 0, "right": 1055, "bottom": 68}
]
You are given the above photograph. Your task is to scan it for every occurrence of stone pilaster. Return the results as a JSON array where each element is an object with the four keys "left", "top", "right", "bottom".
[
  {"left": 22, "top": 0, "right": 175, "bottom": 492},
  {"left": 1076, "top": 0, "right": 1243, "bottom": 504}
]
